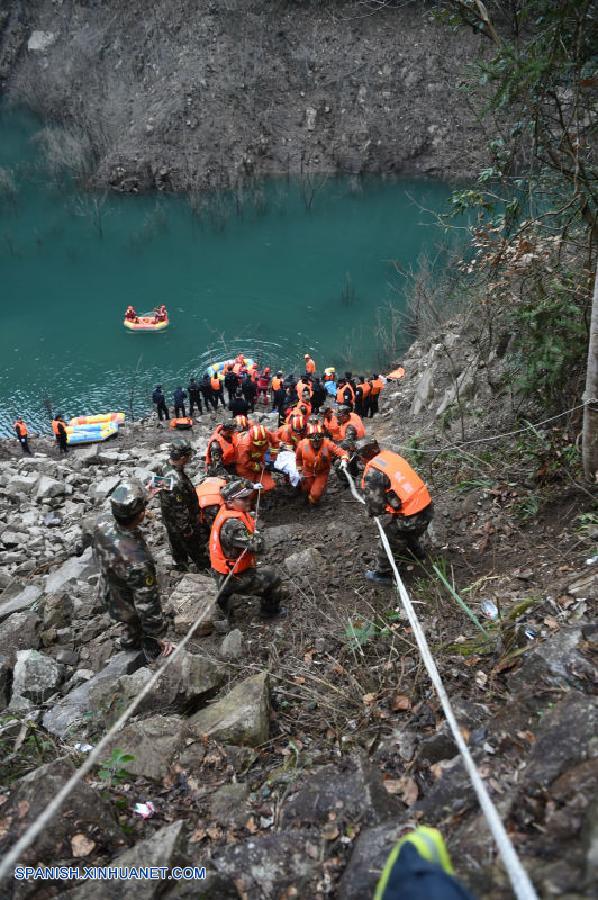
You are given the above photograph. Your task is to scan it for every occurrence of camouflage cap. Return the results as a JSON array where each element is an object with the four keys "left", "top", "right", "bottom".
[
  {"left": 110, "top": 479, "right": 147, "bottom": 520},
  {"left": 336, "top": 405, "right": 351, "bottom": 419},
  {"left": 221, "top": 478, "right": 256, "bottom": 501},
  {"left": 170, "top": 438, "right": 193, "bottom": 459},
  {"left": 355, "top": 439, "right": 380, "bottom": 460}
]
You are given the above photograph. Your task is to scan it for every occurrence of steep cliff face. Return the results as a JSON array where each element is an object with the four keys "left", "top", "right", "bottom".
[{"left": 2, "top": 0, "right": 490, "bottom": 190}]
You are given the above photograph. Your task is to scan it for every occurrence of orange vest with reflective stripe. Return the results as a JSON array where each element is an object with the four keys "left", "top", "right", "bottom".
[
  {"left": 210, "top": 376, "right": 221, "bottom": 392},
  {"left": 296, "top": 438, "right": 346, "bottom": 475},
  {"left": 336, "top": 383, "right": 355, "bottom": 405},
  {"left": 209, "top": 507, "right": 256, "bottom": 575},
  {"left": 362, "top": 450, "right": 431, "bottom": 517},
  {"left": 271, "top": 376, "right": 282, "bottom": 391},
  {"left": 370, "top": 378, "right": 384, "bottom": 396},
  {"left": 206, "top": 428, "right": 237, "bottom": 466},
  {"left": 14, "top": 421, "right": 28, "bottom": 437},
  {"left": 339, "top": 413, "right": 365, "bottom": 441}
]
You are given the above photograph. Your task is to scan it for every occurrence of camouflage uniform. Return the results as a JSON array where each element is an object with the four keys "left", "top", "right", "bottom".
[
  {"left": 213, "top": 518, "right": 285, "bottom": 617},
  {"left": 363, "top": 468, "right": 434, "bottom": 574},
  {"left": 92, "top": 514, "right": 166, "bottom": 649},
  {"left": 206, "top": 439, "right": 236, "bottom": 480},
  {"left": 159, "top": 465, "right": 206, "bottom": 568}
]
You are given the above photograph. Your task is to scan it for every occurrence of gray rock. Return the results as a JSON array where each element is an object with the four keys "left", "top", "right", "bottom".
[
  {"left": 220, "top": 628, "right": 245, "bottom": 659},
  {"left": 417, "top": 728, "right": 458, "bottom": 765},
  {"left": 0, "top": 757, "right": 120, "bottom": 865},
  {"left": 263, "top": 524, "right": 297, "bottom": 547},
  {"left": 568, "top": 570, "right": 597, "bottom": 600},
  {"left": 7, "top": 473, "right": 39, "bottom": 495},
  {"left": 1, "top": 529, "right": 28, "bottom": 547},
  {"left": 116, "top": 650, "right": 225, "bottom": 714},
  {"left": 27, "top": 30, "right": 58, "bottom": 52},
  {"left": 337, "top": 821, "right": 407, "bottom": 900},
  {"left": 44, "top": 548, "right": 96, "bottom": 594},
  {"left": 209, "top": 782, "right": 250, "bottom": 827},
  {"left": 0, "top": 610, "right": 40, "bottom": 663},
  {"left": 281, "top": 757, "right": 402, "bottom": 828},
  {"left": 212, "top": 829, "right": 321, "bottom": 898},
  {"left": 42, "top": 593, "right": 73, "bottom": 629},
  {"left": 508, "top": 627, "right": 595, "bottom": 699},
  {"left": 284, "top": 547, "right": 324, "bottom": 577},
  {"left": 42, "top": 651, "right": 144, "bottom": 737},
  {"left": 190, "top": 671, "right": 270, "bottom": 747},
  {"left": 43, "top": 511, "right": 63, "bottom": 527},
  {"left": 410, "top": 367, "right": 434, "bottom": 417},
  {"left": 0, "top": 581, "right": 43, "bottom": 623},
  {"left": 36, "top": 475, "right": 65, "bottom": 500},
  {"left": 90, "top": 475, "right": 121, "bottom": 502},
  {"left": 11, "top": 649, "right": 63, "bottom": 705},
  {"left": 65, "top": 821, "right": 186, "bottom": 899},
  {"left": 166, "top": 574, "right": 219, "bottom": 636},
  {"left": 103, "top": 715, "right": 187, "bottom": 780},
  {"left": 73, "top": 445, "right": 99, "bottom": 466}
]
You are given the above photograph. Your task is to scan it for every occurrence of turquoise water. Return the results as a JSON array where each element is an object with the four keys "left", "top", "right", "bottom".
[{"left": 0, "top": 108, "right": 453, "bottom": 436}]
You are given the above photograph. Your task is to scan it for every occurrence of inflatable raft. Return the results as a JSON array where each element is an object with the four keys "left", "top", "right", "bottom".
[
  {"left": 70, "top": 413, "right": 125, "bottom": 426},
  {"left": 124, "top": 314, "right": 169, "bottom": 332},
  {"left": 207, "top": 356, "right": 256, "bottom": 379},
  {"left": 66, "top": 423, "right": 119, "bottom": 445}
]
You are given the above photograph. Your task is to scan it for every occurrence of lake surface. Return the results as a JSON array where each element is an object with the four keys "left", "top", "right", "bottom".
[{"left": 0, "top": 108, "right": 453, "bottom": 436}]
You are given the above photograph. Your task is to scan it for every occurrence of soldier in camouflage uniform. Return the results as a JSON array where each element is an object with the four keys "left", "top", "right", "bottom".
[
  {"left": 206, "top": 422, "right": 238, "bottom": 479},
  {"left": 357, "top": 441, "right": 434, "bottom": 585},
  {"left": 209, "top": 478, "right": 288, "bottom": 622},
  {"left": 92, "top": 480, "right": 174, "bottom": 661},
  {"left": 159, "top": 438, "right": 205, "bottom": 571}
]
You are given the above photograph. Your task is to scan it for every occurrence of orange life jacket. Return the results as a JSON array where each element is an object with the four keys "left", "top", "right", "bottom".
[
  {"left": 362, "top": 450, "right": 432, "bottom": 517},
  {"left": 359, "top": 381, "right": 371, "bottom": 398},
  {"left": 336, "top": 383, "right": 355, "bottom": 405},
  {"left": 196, "top": 477, "right": 226, "bottom": 518},
  {"left": 370, "top": 378, "right": 384, "bottom": 396},
  {"left": 286, "top": 401, "right": 312, "bottom": 423},
  {"left": 210, "top": 376, "right": 221, "bottom": 392},
  {"left": 169, "top": 417, "right": 193, "bottom": 430},
  {"left": 51, "top": 419, "right": 64, "bottom": 436},
  {"left": 209, "top": 507, "right": 256, "bottom": 575},
  {"left": 296, "top": 380, "right": 314, "bottom": 398},
  {"left": 271, "top": 376, "right": 283, "bottom": 391},
  {"left": 337, "top": 413, "right": 365, "bottom": 441},
  {"left": 277, "top": 423, "right": 302, "bottom": 449},
  {"left": 296, "top": 438, "right": 346, "bottom": 475},
  {"left": 14, "top": 421, "right": 28, "bottom": 437},
  {"left": 206, "top": 428, "right": 237, "bottom": 466}
]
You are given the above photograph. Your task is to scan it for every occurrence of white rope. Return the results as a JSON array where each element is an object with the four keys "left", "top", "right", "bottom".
[
  {"left": 392, "top": 398, "right": 595, "bottom": 455},
  {"left": 0, "top": 540, "right": 253, "bottom": 882},
  {"left": 345, "top": 469, "right": 538, "bottom": 900}
]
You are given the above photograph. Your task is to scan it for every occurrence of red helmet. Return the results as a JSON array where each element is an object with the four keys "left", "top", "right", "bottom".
[
  {"left": 250, "top": 424, "right": 267, "bottom": 446},
  {"left": 307, "top": 423, "right": 324, "bottom": 440},
  {"left": 291, "top": 415, "right": 305, "bottom": 433},
  {"left": 235, "top": 415, "right": 249, "bottom": 430}
]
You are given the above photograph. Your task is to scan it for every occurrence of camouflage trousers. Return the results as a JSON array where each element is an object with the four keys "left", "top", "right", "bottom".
[
  {"left": 100, "top": 582, "right": 165, "bottom": 654},
  {"left": 212, "top": 566, "right": 285, "bottom": 617},
  {"left": 166, "top": 524, "right": 209, "bottom": 569},
  {"left": 375, "top": 505, "right": 434, "bottom": 575}
]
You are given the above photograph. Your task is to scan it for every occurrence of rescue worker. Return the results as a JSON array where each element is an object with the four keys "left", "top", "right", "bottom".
[
  {"left": 336, "top": 378, "right": 355, "bottom": 411},
  {"left": 209, "top": 478, "right": 287, "bottom": 622},
  {"left": 234, "top": 414, "right": 250, "bottom": 440},
  {"left": 286, "top": 401, "right": 311, "bottom": 427},
  {"left": 173, "top": 386, "right": 187, "bottom": 419},
  {"left": 369, "top": 373, "right": 384, "bottom": 417},
  {"left": 224, "top": 366, "right": 239, "bottom": 404},
  {"left": 295, "top": 423, "right": 348, "bottom": 505},
  {"left": 357, "top": 377, "right": 371, "bottom": 418},
  {"left": 188, "top": 377, "right": 203, "bottom": 417},
  {"left": 125, "top": 305, "right": 138, "bottom": 322},
  {"left": 200, "top": 374, "right": 217, "bottom": 412},
  {"left": 14, "top": 417, "right": 31, "bottom": 455},
  {"left": 229, "top": 388, "right": 249, "bottom": 417},
  {"left": 354, "top": 378, "right": 365, "bottom": 416},
  {"left": 195, "top": 476, "right": 226, "bottom": 562},
  {"left": 210, "top": 373, "right": 226, "bottom": 408},
  {"left": 52, "top": 414, "right": 68, "bottom": 455},
  {"left": 325, "top": 405, "right": 365, "bottom": 449},
  {"left": 296, "top": 376, "right": 313, "bottom": 398},
  {"left": 358, "top": 440, "right": 434, "bottom": 582},
  {"left": 271, "top": 371, "right": 285, "bottom": 420},
  {"left": 375, "top": 826, "right": 474, "bottom": 900},
  {"left": 152, "top": 385, "right": 169, "bottom": 421},
  {"left": 159, "top": 438, "right": 204, "bottom": 572},
  {"left": 241, "top": 373, "right": 258, "bottom": 412},
  {"left": 311, "top": 378, "right": 327, "bottom": 415},
  {"left": 257, "top": 367, "right": 271, "bottom": 404},
  {"left": 92, "top": 479, "right": 174, "bottom": 661},
  {"left": 235, "top": 424, "right": 278, "bottom": 490},
  {"left": 278, "top": 414, "right": 306, "bottom": 451},
  {"left": 304, "top": 353, "right": 316, "bottom": 376},
  {"left": 206, "top": 421, "right": 238, "bottom": 478}
]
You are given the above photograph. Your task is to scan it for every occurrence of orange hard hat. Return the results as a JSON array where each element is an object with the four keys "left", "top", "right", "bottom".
[
  {"left": 250, "top": 424, "right": 267, "bottom": 445},
  {"left": 307, "top": 423, "right": 324, "bottom": 437},
  {"left": 235, "top": 415, "right": 249, "bottom": 429},
  {"left": 291, "top": 415, "right": 305, "bottom": 432}
]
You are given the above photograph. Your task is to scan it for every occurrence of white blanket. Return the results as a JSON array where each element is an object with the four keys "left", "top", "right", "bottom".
[{"left": 273, "top": 449, "right": 300, "bottom": 487}]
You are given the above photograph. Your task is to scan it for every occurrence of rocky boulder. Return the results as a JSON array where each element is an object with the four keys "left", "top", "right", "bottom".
[
  {"left": 7, "top": 472, "right": 39, "bottom": 496},
  {"left": 337, "top": 821, "right": 407, "bottom": 900},
  {"left": 10, "top": 648, "right": 63, "bottom": 706},
  {"left": 284, "top": 547, "right": 324, "bottom": 577},
  {"left": 35, "top": 475, "right": 65, "bottom": 501},
  {"left": 0, "top": 610, "right": 40, "bottom": 664},
  {"left": 44, "top": 549, "right": 96, "bottom": 594},
  {"left": 165, "top": 574, "right": 220, "bottom": 636},
  {"left": 103, "top": 715, "right": 187, "bottom": 780},
  {"left": 116, "top": 650, "right": 225, "bottom": 715},
  {"left": 189, "top": 671, "right": 270, "bottom": 747},
  {"left": 0, "top": 581, "right": 42, "bottom": 623}
]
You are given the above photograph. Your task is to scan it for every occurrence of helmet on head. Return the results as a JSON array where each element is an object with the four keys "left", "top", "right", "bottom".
[
  {"left": 356, "top": 439, "right": 380, "bottom": 460},
  {"left": 235, "top": 415, "right": 249, "bottom": 430},
  {"left": 169, "top": 438, "right": 193, "bottom": 460},
  {"left": 250, "top": 424, "right": 267, "bottom": 446},
  {"left": 336, "top": 405, "right": 351, "bottom": 421},
  {"left": 221, "top": 478, "right": 256, "bottom": 502},
  {"left": 304, "top": 353, "right": 310, "bottom": 359},
  {"left": 110, "top": 479, "right": 147, "bottom": 521},
  {"left": 291, "top": 415, "right": 305, "bottom": 433},
  {"left": 277, "top": 370, "right": 283, "bottom": 376},
  {"left": 308, "top": 423, "right": 324, "bottom": 442}
]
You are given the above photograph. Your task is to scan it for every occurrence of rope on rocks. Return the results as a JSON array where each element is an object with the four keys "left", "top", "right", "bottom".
[
  {"left": 0, "top": 550, "right": 251, "bottom": 883},
  {"left": 344, "top": 467, "right": 539, "bottom": 900},
  {"left": 390, "top": 398, "right": 596, "bottom": 455}
]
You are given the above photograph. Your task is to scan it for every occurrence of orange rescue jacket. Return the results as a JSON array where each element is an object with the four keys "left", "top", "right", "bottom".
[
  {"left": 336, "top": 383, "right": 355, "bottom": 405},
  {"left": 14, "top": 421, "right": 28, "bottom": 437},
  {"left": 370, "top": 378, "right": 384, "bottom": 396},
  {"left": 271, "top": 376, "right": 283, "bottom": 391},
  {"left": 362, "top": 450, "right": 431, "bottom": 517},
  {"left": 209, "top": 507, "right": 256, "bottom": 575},
  {"left": 210, "top": 376, "right": 221, "bottom": 392},
  {"left": 295, "top": 438, "right": 347, "bottom": 475},
  {"left": 206, "top": 428, "right": 237, "bottom": 466}
]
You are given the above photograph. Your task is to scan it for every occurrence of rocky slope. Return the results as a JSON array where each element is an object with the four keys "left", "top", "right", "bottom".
[
  {"left": 0, "top": 325, "right": 596, "bottom": 898},
  {"left": 1, "top": 0, "right": 491, "bottom": 190}
]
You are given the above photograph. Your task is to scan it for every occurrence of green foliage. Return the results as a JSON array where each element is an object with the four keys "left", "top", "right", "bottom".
[
  {"left": 97, "top": 748, "right": 135, "bottom": 785},
  {"left": 345, "top": 610, "right": 403, "bottom": 650},
  {"left": 0, "top": 716, "right": 57, "bottom": 783}
]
